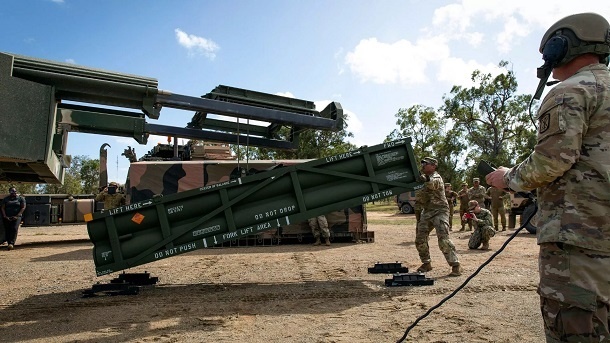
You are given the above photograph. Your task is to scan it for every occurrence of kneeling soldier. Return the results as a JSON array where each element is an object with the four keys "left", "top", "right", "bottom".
[{"left": 463, "top": 200, "right": 495, "bottom": 250}]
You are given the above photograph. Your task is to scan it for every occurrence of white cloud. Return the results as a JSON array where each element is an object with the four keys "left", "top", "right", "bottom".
[
  {"left": 315, "top": 100, "right": 362, "bottom": 135},
  {"left": 497, "top": 16, "right": 531, "bottom": 53},
  {"left": 65, "top": 58, "right": 76, "bottom": 64},
  {"left": 174, "top": 28, "right": 219, "bottom": 60},
  {"left": 343, "top": 1, "right": 610, "bottom": 89},
  {"left": 275, "top": 91, "right": 295, "bottom": 98},
  {"left": 463, "top": 32, "right": 484, "bottom": 47},
  {"left": 436, "top": 58, "right": 507, "bottom": 88},
  {"left": 343, "top": 108, "right": 362, "bottom": 135},
  {"left": 432, "top": 1, "right": 610, "bottom": 53},
  {"left": 344, "top": 36, "right": 450, "bottom": 86}
]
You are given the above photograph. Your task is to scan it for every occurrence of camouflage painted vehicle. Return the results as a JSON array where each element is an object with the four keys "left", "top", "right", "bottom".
[{"left": 126, "top": 159, "right": 369, "bottom": 244}]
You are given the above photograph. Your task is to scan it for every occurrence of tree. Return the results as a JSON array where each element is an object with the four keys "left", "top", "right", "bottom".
[
  {"left": 441, "top": 61, "right": 536, "bottom": 169},
  {"left": 434, "top": 128, "right": 467, "bottom": 185},
  {"left": 80, "top": 158, "right": 100, "bottom": 194},
  {"left": 231, "top": 113, "right": 357, "bottom": 160},
  {"left": 386, "top": 105, "right": 445, "bottom": 159},
  {"left": 40, "top": 155, "right": 99, "bottom": 194},
  {"left": 0, "top": 183, "right": 39, "bottom": 194},
  {"left": 386, "top": 105, "right": 466, "bottom": 185}
]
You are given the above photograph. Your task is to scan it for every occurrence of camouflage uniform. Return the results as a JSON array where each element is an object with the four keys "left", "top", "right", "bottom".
[
  {"left": 413, "top": 190, "right": 425, "bottom": 223},
  {"left": 467, "top": 182, "right": 487, "bottom": 209},
  {"left": 308, "top": 215, "right": 330, "bottom": 239},
  {"left": 468, "top": 207, "right": 495, "bottom": 249},
  {"left": 96, "top": 192, "right": 126, "bottom": 210},
  {"left": 504, "top": 63, "right": 610, "bottom": 342},
  {"left": 444, "top": 185, "right": 458, "bottom": 230},
  {"left": 486, "top": 187, "right": 507, "bottom": 231},
  {"left": 415, "top": 171, "right": 459, "bottom": 268},
  {"left": 457, "top": 184, "right": 471, "bottom": 231}
]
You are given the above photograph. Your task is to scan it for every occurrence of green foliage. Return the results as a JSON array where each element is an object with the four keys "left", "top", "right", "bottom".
[
  {"left": 386, "top": 105, "right": 466, "bottom": 186},
  {"left": 441, "top": 61, "right": 537, "bottom": 169},
  {"left": 387, "top": 105, "right": 445, "bottom": 159},
  {"left": 80, "top": 158, "right": 100, "bottom": 193},
  {"left": 231, "top": 113, "right": 357, "bottom": 160},
  {"left": 0, "top": 184, "right": 39, "bottom": 194},
  {"left": 387, "top": 60, "right": 537, "bottom": 186},
  {"left": 40, "top": 155, "right": 100, "bottom": 195}
]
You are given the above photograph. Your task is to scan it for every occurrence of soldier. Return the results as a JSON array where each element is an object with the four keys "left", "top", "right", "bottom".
[
  {"left": 309, "top": 215, "right": 331, "bottom": 246},
  {"left": 414, "top": 189, "right": 433, "bottom": 231},
  {"left": 467, "top": 178, "right": 486, "bottom": 209},
  {"left": 96, "top": 181, "right": 126, "bottom": 210},
  {"left": 444, "top": 183, "right": 458, "bottom": 231},
  {"left": 486, "top": 186, "right": 507, "bottom": 231},
  {"left": 457, "top": 182, "right": 471, "bottom": 231},
  {"left": 463, "top": 200, "right": 495, "bottom": 250},
  {"left": 414, "top": 157, "right": 461, "bottom": 277},
  {"left": 486, "top": 12, "right": 610, "bottom": 342},
  {"left": 413, "top": 190, "right": 424, "bottom": 223}
]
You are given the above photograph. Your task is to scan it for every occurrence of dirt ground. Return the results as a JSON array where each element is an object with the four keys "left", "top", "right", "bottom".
[{"left": 0, "top": 210, "right": 546, "bottom": 343}]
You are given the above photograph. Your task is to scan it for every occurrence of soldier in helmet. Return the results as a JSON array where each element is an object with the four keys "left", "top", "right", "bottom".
[
  {"left": 414, "top": 157, "right": 461, "bottom": 277},
  {"left": 486, "top": 12, "right": 610, "bottom": 342},
  {"left": 467, "top": 178, "right": 486, "bottom": 209},
  {"left": 457, "top": 182, "right": 471, "bottom": 231},
  {"left": 486, "top": 186, "right": 507, "bottom": 231},
  {"left": 96, "top": 181, "right": 126, "bottom": 210},
  {"left": 462, "top": 200, "right": 495, "bottom": 250},
  {"left": 444, "top": 183, "right": 458, "bottom": 231}
]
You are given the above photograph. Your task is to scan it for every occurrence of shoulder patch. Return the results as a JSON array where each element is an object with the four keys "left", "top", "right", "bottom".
[
  {"left": 539, "top": 113, "right": 550, "bottom": 134},
  {"left": 536, "top": 93, "right": 566, "bottom": 142}
]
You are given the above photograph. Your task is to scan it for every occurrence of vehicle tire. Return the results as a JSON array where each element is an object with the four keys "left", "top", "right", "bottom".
[
  {"left": 521, "top": 203, "right": 537, "bottom": 234},
  {"left": 401, "top": 203, "right": 414, "bottom": 214}
]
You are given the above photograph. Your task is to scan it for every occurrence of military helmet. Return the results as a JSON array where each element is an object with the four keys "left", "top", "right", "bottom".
[
  {"left": 468, "top": 200, "right": 479, "bottom": 211},
  {"left": 108, "top": 181, "right": 118, "bottom": 187},
  {"left": 421, "top": 157, "right": 438, "bottom": 165},
  {"left": 539, "top": 12, "right": 610, "bottom": 67}
]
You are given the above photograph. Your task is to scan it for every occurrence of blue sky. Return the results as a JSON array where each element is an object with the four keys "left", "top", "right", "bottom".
[{"left": 2, "top": 0, "right": 610, "bottom": 183}]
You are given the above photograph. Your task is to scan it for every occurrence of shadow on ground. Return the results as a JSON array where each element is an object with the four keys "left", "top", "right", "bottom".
[{"left": 0, "top": 278, "right": 411, "bottom": 342}]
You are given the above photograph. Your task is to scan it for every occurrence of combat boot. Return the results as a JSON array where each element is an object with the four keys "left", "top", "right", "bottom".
[
  {"left": 325, "top": 237, "right": 331, "bottom": 246},
  {"left": 481, "top": 242, "right": 490, "bottom": 250},
  {"left": 416, "top": 262, "right": 433, "bottom": 273},
  {"left": 312, "top": 238, "right": 321, "bottom": 246},
  {"left": 449, "top": 263, "right": 462, "bottom": 277}
]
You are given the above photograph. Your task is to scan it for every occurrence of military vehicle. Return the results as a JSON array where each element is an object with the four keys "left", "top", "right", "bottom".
[
  {"left": 87, "top": 139, "right": 422, "bottom": 276},
  {"left": 509, "top": 192, "right": 536, "bottom": 234},
  {"left": 1, "top": 52, "right": 423, "bottom": 277},
  {"left": 396, "top": 191, "right": 417, "bottom": 214},
  {"left": 125, "top": 157, "right": 369, "bottom": 244},
  {"left": 0, "top": 52, "right": 343, "bottom": 184}
]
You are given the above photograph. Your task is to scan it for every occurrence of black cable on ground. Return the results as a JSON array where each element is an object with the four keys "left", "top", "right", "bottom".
[{"left": 396, "top": 206, "right": 537, "bottom": 343}]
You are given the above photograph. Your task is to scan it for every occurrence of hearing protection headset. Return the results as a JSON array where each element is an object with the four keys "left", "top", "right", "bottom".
[{"left": 534, "top": 13, "right": 610, "bottom": 100}]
